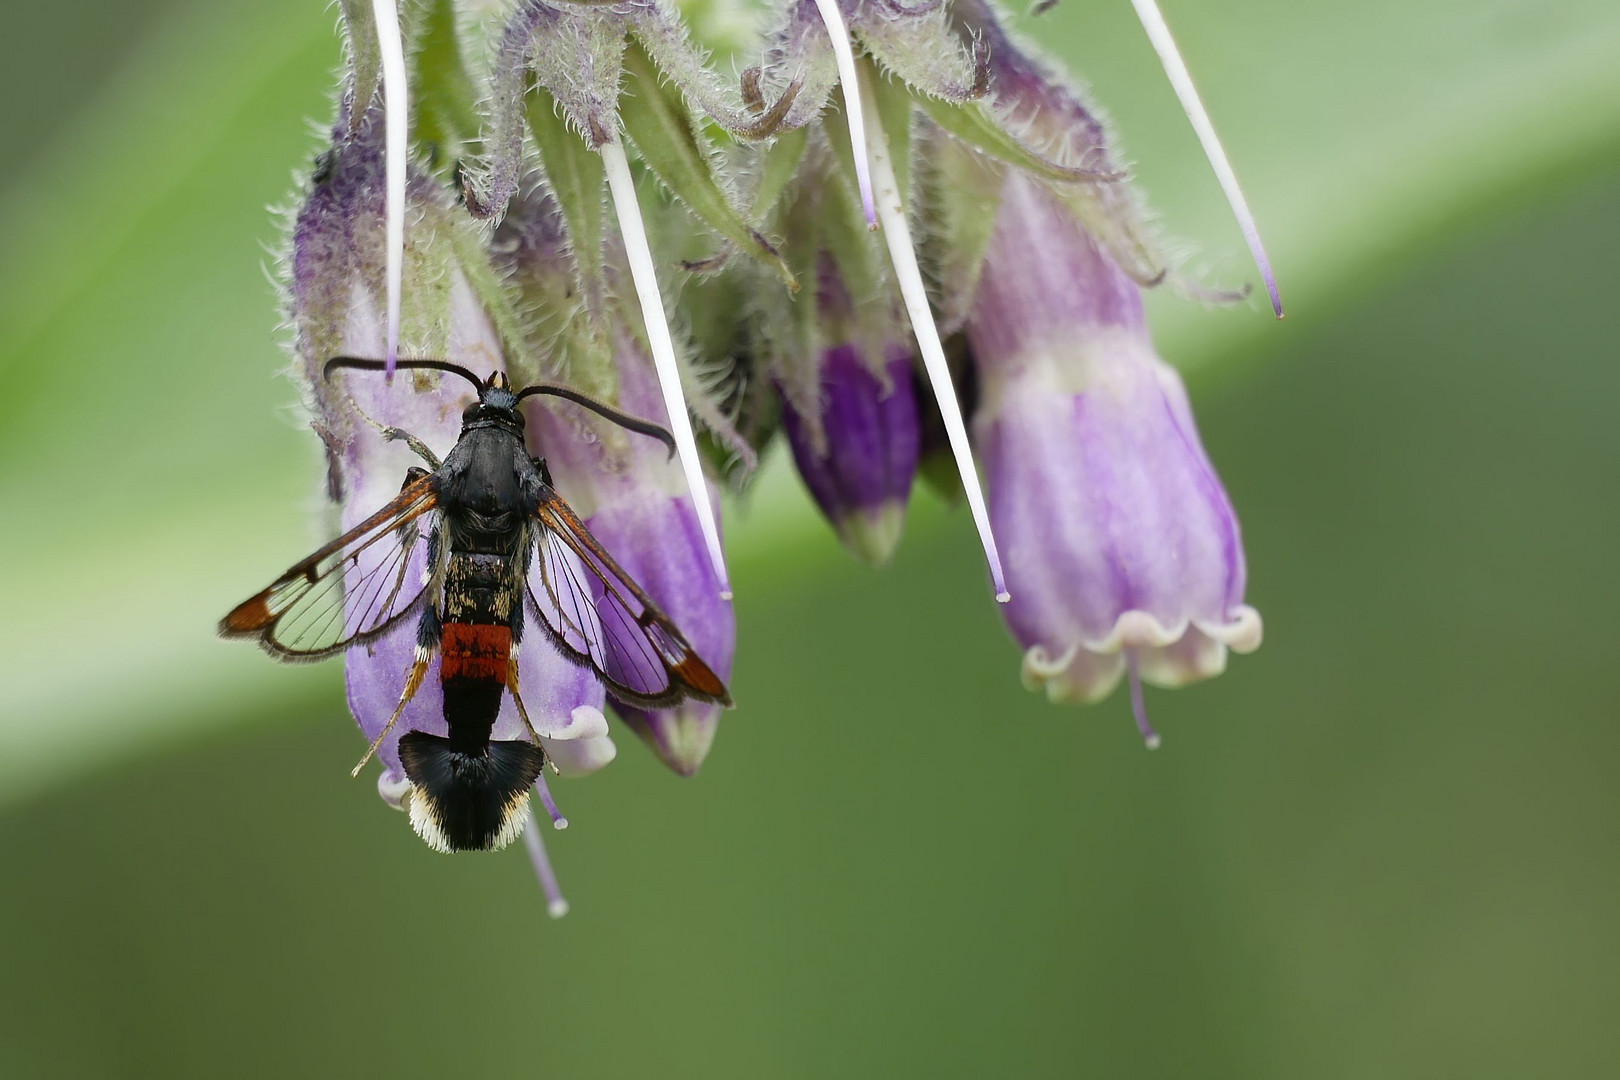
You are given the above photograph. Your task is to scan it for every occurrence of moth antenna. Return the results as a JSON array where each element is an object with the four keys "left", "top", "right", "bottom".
[
  {"left": 515, "top": 383, "right": 678, "bottom": 458},
  {"left": 323, "top": 356, "right": 487, "bottom": 390}
]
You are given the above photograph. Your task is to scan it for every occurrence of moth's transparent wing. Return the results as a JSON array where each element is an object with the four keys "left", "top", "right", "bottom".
[
  {"left": 220, "top": 476, "right": 438, "bottom": 661},
  {"left": 525, "top": 490, "right": 730, "bottom": 710}
]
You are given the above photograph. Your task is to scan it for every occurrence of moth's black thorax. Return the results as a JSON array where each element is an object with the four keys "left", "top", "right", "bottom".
[{"left": 436, "top": 421, "right": 537, "bottom": 558}]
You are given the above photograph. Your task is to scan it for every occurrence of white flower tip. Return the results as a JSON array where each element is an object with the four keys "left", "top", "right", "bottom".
[
  {"left": 995, "top": 589, "right": 1011, "bottom": 604},
  {"left": 373, "top": 0, "right": 407, "bottom": 381},
  {"left": 719, "top": 587, "right": 734, "bottom": 602},
  {"left": 1144, "top": 733, "right": 1162, "bottom": 751},
  {"left": 547, "top": 898, "right": 571, "bottom": 919},
  {"left": 856, "top": 67, "right": 1009, "bottom": 609},
  {"left": 566, "top": 704, "right": 611, "bottom": 740},
  {"left": 552, "top": 816, "right": 569, "bottom": 831},
  {"left": 600, "top": 138, "right": 734, "bottom": 606},
  {"left": 811, "top": 0, "right": 879, "bottom": 232}
]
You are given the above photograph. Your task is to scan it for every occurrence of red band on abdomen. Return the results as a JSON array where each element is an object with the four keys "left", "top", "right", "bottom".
[{"left": 439, "top": 622, "right": 512, "bottom": 683}]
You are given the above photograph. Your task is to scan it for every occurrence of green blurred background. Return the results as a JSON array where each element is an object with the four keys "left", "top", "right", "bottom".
[{"left": 2, "top": 1, "right": 1618, "bottom": 1076}]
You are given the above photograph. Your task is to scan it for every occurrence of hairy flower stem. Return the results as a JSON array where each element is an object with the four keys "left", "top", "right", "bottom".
[
  {"left": 811, "top": 0, "right": 877, "bottom": 228},
  {"left": 372, "top": 0, "right": 408, "bottom": 374},
  {"left": 1129, "top": 0, "right": 1282, "bottom": 317},
  {"left": 522, "top": 805, "right": 570, "bottom": 918},
  {"left": 600, "top": 139, "right": 734, "bottom": 599},
  {"left": 858, "top": 67, "right": 1009, "bottom": 603}
]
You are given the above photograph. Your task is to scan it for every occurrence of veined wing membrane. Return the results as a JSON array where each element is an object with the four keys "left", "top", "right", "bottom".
[
  {"left": 220, "top": 476, "right": 439, "bottom": 660},
  {"left": 526, "top": 490, "right": 731, "bottom": 710}
]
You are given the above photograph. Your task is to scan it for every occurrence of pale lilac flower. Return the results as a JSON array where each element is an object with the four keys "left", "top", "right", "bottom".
[{"left": 966, "top": 171, "right": 1262, "bottom": 745}]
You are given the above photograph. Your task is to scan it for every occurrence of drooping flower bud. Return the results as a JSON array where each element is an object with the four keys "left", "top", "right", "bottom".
[
  {"left": 772, "top": 251, "right": 921, "bottom": 565},
  {"left": 966, "top": 170, "right": 1261, "bottom": 744},
  {"left": 287, "top": 114, "right": 615, "bottom": 829},
  {"left": 780, "top": 343, "right": 920, "bottom": 565}
]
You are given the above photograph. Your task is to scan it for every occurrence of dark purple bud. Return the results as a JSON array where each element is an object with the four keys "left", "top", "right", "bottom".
[{"left": 780, "top": 344, "right": 921, "bottom": 565}]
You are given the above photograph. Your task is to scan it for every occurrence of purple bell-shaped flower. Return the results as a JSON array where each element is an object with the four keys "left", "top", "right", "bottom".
[{"left": 967, "top": 172, "right": 1261, "bottom": 745}]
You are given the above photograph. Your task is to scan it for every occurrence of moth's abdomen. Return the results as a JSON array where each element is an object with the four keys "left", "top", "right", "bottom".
[
  {"left": 441, "top": 552, "right": 519, "bottom": 625},
  {"left": 439, "top": 622, "right": 511, "bottom": 682}
]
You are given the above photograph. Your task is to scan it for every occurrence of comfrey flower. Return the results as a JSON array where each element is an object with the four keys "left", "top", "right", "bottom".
[
  {"left": 864, "top": 0, "right": 1276, "bottom": 744},
  {"left": 287, "top": 113, "right": 607, "bottom": 912},
  {"left": 241, "top": 0, "right": 1287, "bottom": 913},
  {"left": 961, "top": 165, "right": 1262, "bottom": 746},
  {"left": 495, "top": 185, "right": 737, "bottom": 775},
  {"left": 463, "top": 0, "right": 814, "bottom": 601},
  {"left": 748, "top": 0, "right": 1100, "bottom": 600}
]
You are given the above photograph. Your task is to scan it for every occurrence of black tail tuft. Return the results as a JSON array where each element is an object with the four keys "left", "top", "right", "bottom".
[{"left": 398, "top": 733, "right": 546, "bottom": 852}]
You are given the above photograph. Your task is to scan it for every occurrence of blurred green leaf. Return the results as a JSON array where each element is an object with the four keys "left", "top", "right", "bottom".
[{"left": 0, "top": 0, "right": 1617, "bottom": 808}]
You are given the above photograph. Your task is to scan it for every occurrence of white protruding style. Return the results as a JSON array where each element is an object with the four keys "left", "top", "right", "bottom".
[
  {"left": 600, "top": 139, "right": 734, "bottom": 600},
  {"left": 1126, "top": 655, "right": 1162, "bottom": 749},
  {"left": 522, "top": 805, "right": 570, "bottom": 918},
  {"left": 536, "top": 772, "right": 570, "bottom": 830},
  {"left": 371, "top": 0, "right": 409, "bottom": 373},
  {"left": 811, "top": 0, "right": 878, "bottom": 228},
  {"left": 1129, "top": 0, "right": 1282, "bottom": 318},
  {"left": 858, "top": 69, "right": 1010, "bottom": 603}
]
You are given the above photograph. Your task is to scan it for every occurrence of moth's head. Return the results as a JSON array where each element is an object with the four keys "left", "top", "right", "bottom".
[{"left": 462, "top": 370, "right": 524, "bottom": 431}]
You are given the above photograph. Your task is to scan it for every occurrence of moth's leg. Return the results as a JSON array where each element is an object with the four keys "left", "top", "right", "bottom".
[
  {"left": 503, "top": 640, "right": 557, "bottom": 774},
  {"left": 350, "top": 610, "right": 440, "bottom": 777},
  {"left": 383, "top": 427, "right": 442, "bottom": 469},
  {"left": 531, "top": 456, "right": 554, "bottom": 488}
]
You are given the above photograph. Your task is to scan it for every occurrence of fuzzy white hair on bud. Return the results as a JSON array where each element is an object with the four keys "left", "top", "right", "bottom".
[
  {"left": 857, "top": 67, "right": 1011, "bottom": 604},
  {"left": 600, "top": 138, "right": 734, "bottom": 600},
  {"left": 1129, "top": 0, "right": 1282, "bottom": 318},
  {"left": 371, "top": 0, "right": 409, "bottom": 373}
]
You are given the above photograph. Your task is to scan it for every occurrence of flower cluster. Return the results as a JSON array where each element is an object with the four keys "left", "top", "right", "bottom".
[{"left": 285, "top": 0, "right": 1275, "bottom": 911}]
